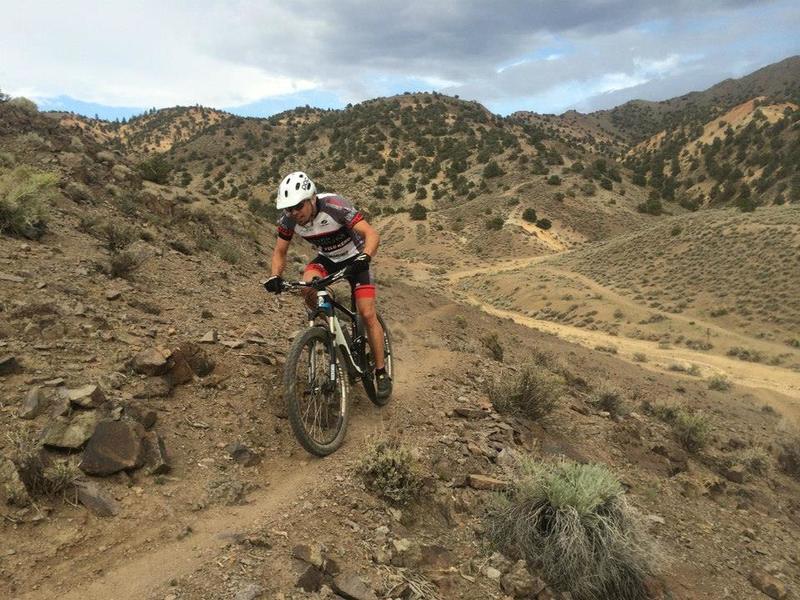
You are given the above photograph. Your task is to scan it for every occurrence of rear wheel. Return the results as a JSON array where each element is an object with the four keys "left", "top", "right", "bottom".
[
  {"left": 361, "top": 313, "right": 394, "bottom": 406},
  {"left": 284, "top": 327, "right": 349, "bottom": 456}
]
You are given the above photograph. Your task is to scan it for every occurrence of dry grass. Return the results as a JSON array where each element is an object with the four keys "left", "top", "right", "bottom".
[
  {"left": 708, "top": 374, "right": 732, "bottom": 391},
  {"left": 488, "top": 365, "right": 564, "bottom": 420},
  {"left": 0, "top": 166, "right": 57, "bottom": 239},
  {"left": 487, "top": 458, "right": 657, "bottom": 600},
  {"left": 590, "top": 383, "right": 629, "bottom": 417},
  {"left": 357, "top": 439, "right": 423, "bottom": 506}
]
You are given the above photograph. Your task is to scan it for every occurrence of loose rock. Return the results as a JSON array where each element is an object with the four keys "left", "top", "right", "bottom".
[
  {"left": 467, "top": 474, "right": 508, "bottom": 491},
  {"left": 501, "top": 560, "right": 547, "bottom": 598},
  {"left": 227, "top": 442, "right": 261, "bottom": 467},
  {"left": 64, "top": 384, "right": 107, "bottom": 408},
  {"left": 233, "top": 583, "right": 264, "bottom": 600},
  {"left": 332, "top": 572, "right": 379, "bottom": 600},
  {"left": 0, "top": 354, "right": 22, "bottom": 375},
  {"left": 41, "top": 411, "right": 100, "bottom": 449},
  {"left": 80, "top": 420, "right": 145, "bottom": 476},
  {"left": 76, "top": 481, "right": 120, "bottom": 517},
  {"left": 131, "top": 348, "right": 171, "bottom": 376},
  {"left": 0, "top": 458, "right": 32, "bottom": 507},
  {"left": 142, "top": 431, "right": 170, "bottom": 474},
  {"left": 296, "top": 565, "right": 324, "bottom": 593},
  {"left": 19, "top": 386, "right": 46, "bottom": 419},
  {"left": 749, "top": 569, "right": 787, "bottom": 599}
]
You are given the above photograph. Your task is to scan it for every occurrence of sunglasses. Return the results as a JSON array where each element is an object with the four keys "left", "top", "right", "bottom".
[{"left": 285, "top": 199, "right": 308, "bottom": 214}]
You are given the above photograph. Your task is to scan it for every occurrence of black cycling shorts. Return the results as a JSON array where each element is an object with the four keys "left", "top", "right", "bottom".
[{"left": 304, "top": 254, "right": 376, "bottom": 299}]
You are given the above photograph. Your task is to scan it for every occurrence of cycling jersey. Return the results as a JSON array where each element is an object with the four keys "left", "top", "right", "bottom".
[{"left": 277, "top": 193, "right": 364, "bottom": 262}]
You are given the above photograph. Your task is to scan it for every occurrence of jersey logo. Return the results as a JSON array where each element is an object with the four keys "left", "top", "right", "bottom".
[{"left": 319, "top": 219, "right": 329, "bottom": 225}]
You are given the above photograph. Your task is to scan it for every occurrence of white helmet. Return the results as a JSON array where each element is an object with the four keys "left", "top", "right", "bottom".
[{"left": 277, "top": 171, "right": 316, "bottom": 209}]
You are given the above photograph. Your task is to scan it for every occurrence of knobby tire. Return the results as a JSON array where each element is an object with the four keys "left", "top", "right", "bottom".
[{"left": 284, "top": 326, "right": 349, "bottom": 456}]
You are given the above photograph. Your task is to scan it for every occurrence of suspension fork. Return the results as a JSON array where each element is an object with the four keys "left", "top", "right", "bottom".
[{"left": 317, "top": 290, "right": 339, "bottom": 385}]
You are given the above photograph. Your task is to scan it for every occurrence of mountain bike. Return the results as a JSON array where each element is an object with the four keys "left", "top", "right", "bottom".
[{"left": 278, "top": 269, "right": 394, "bottom": 456}]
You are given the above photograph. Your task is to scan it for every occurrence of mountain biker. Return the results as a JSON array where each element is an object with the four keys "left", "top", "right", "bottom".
[{"left": 264, "top": 171, "right": 392, "bottom": 399}]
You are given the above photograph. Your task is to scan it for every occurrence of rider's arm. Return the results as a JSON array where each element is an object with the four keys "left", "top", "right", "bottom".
[
  {"left": 271, "top": 237, "right": 290, "bottom": 276},
  {"left": 352, "top": 219, "right": 379, "bottom": 258}
]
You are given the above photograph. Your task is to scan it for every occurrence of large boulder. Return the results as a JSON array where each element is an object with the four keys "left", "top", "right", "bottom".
[{"left": 80, "top": 420, "right": 145, "bottom": 476}]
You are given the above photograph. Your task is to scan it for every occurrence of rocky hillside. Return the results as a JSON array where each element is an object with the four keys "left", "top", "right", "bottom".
[
  {"left": 2, "top": 59, "right": 800, "bottom": 600},
  {"left": 58, "top": 106, "right": 229, "bottom": 156},
  {"left": 587, "top": 55, "right": 800, "bottom": 145},
  {"left": 623, "top": 98, "right": 800, "bottom": 211}
]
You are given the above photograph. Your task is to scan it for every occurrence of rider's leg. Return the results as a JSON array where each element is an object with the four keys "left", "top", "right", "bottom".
[
  {"left": 354, "top": 286, "right": 385, "bottom": 370},
  {"left": 302, "top": 262, "right": 327, "bottom": 310}
]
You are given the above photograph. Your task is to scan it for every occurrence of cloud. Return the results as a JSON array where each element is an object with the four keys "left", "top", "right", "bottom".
[{"left": 0, "top": 0, "right": 798, "bottom": 116}]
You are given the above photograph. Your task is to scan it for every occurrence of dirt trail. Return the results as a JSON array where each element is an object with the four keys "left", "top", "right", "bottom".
[
  {"left": 22, "top": 315, "right": 445, "bottom": 600},
  {"left": 464, "top": 295, "right": 800, "bottom": 418},
  {"left": 445, "top": 254, "right": 550, "bottom": 280}
]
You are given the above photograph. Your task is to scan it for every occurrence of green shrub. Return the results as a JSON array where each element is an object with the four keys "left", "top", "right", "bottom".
[
  {"left": 594, "top": 344, "right": 617, "bottom": 354},
  {"left": 536, "top": 218, "right": 552, "bottom": 230},
  {"left": 101, "top": 221, "right": 136, "bottom": 253},
  {"left": 409, "top": 202, "right": 428, "bottom": 220},
  {"left": 483, "top": 160, "right": 504, "bottom": 178},
  {"left": 138, "top": 154, "right": 171, "bottom": 184},
  {"left": 487, "top": 459, "right": 655, "bottom": 600},
  {"left": 547, "top": 175, "right": 561, "bottom": 185},
  {"left": 522, "top": 207, "right": 537, "bottom": 222},
  {"left": 481, "top": 332, "right": 504, "bottom": 362},
  {"left": 64, "top": 181, "right": 95, "bottom": 204},
  {"left": 485, "top": 216, "right": 504, "bottom": 230},
  {"left": 0, "top": 166, "right": 57, "bottom": 239},
  {"left": 0, "top": 151, "right": 15, "bottom": 168},
  {"left": 725, "top": 446, "right": 771, "bottom": 477},
  {"left": 672, "top": 411, "right": 711, "bottom": 452},
  {"left": 726, "top": 346, "right": 764, "bottom": 363},
  {"left": 591, "top": 383, "right": 628, "bottom": 417},
  {"left": 108, "top": 251, "right": 140, "bottom": 279},
  {"left": 357, "top": 440, "right": 422, "bottom": 505},
  {"left": 214, "top": 240, "right": 241, "bottom": 264},
  {"left": 708, "top": 374, "right": 732, "bottom": 391},
  {"left": 637, "top": 195, "right": 663, "bottom": 215},
  {"left": 488, "top": 365, "right": 563, "bottom": 420}
]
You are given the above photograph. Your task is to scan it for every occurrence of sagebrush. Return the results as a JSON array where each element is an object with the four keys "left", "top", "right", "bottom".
[
  {"left": 357, "top": 440, "right": 423, "bottom": 505},
  {"left": 489, "top": 365, "right": 564, "bottom": 420},
  {"left": 487, "top": 458, "right": 656, "bottom": 600},
  {"left": 0, "top": 166, "right": 57, "bottom": 238}
]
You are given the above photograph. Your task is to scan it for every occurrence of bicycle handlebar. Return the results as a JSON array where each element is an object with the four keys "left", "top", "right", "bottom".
[{"left": 279, "top": 268, "right": 349, "bottom": 293}]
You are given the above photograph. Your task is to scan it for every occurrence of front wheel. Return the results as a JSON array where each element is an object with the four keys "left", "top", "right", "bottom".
[
  {"left": 284, "top": 327, "right": 349, "bottom": 456},
  {"left": 361, "top": 313, "right": 394, "bottom": 406}
]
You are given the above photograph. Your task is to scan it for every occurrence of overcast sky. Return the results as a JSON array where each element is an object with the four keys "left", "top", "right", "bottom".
[{"left": 1, "top": 0, "right": 798, "bottom": 120}]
